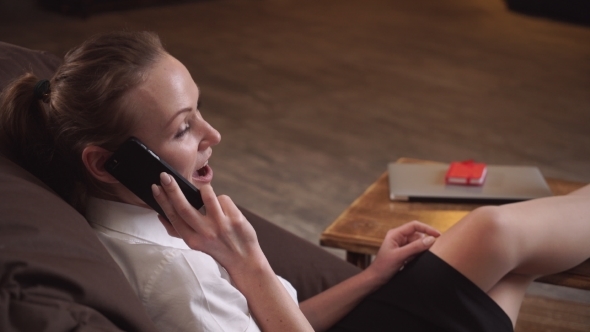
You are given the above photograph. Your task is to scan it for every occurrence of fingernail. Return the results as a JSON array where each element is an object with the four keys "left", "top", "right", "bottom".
[
  {"left": 161, "top": 172, "right": 172, "bottom": 185},
  {"left": 151, "top": 184, "right": 160, "bottom": 196},
  {"left": 423, "top": 236, "right": 435, "bottom": 246}
]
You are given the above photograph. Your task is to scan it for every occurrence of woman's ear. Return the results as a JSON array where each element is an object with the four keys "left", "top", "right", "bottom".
[{"left": 82, "top": 146, "right": 118, "bottom": 184}]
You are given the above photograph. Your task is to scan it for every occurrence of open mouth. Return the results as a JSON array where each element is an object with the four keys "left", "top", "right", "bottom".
[{"left": 192, "top": 162, "right": 213, "bottom": 183}]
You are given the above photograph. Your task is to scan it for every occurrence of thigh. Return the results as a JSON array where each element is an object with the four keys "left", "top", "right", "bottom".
[
  {"left": 328, "top": 251, "right": 513, "bottom": 332},
  {"left": 429, "top": 206, "right": 518, "bottom": 293}
]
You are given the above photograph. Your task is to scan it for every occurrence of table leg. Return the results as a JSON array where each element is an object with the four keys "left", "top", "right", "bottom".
[{"left": 346, "top": 252, "right": 371, "bottom": 269}]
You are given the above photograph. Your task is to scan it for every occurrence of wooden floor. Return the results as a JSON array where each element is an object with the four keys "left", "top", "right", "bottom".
[{"left": 1, "top": 0, "right": 589, "bottom": 330}]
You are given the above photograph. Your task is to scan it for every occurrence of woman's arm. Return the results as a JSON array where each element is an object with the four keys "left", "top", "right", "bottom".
[
  {"left": 299, "top": 267, "right": 381, "bottom": 331},
  {"left": 300, "top": 221, "right": 440, "bottom": 331},
  {"left": 152, "top": 173, "right": 313, "bottom": 332}
]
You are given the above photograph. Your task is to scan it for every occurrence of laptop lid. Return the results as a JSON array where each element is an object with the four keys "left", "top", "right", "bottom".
[{"left": 388, "top": 163, "right": 553, "bottom": 203}]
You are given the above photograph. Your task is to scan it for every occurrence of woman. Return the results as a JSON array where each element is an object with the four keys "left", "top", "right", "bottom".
[{"left": 0, "top": 31, "right": 588, "bottom": 332}]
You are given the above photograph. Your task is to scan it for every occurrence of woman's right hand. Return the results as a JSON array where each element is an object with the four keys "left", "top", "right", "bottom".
[{"left": 365, "top": 221, "right": 441, "bottom": 286}]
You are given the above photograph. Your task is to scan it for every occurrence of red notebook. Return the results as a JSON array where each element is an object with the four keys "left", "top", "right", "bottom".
[{"left": 445, "top": 160, "right": 487, "bottom": 185}]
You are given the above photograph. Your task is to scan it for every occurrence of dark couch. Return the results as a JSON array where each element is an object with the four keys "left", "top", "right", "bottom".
[{"left": 0, "top": 41, "right": 360, "bottom": 331}]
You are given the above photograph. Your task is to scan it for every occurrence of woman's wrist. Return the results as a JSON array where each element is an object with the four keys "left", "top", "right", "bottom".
[
  {"left": 361, "top": 263, "right": 394, "bottom": 290},
  {"left": 226, "top": 249, "right": 314, "bottom": 332},
  {"left": 225, "top": 246, "right": 272, "bottom": 282}
]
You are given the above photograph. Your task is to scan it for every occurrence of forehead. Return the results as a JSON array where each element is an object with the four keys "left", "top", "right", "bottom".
[{"left": 124, "top": 54, "right": 199, "bottom": 126}]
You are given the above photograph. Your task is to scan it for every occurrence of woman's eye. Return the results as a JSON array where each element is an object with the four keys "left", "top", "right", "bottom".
[{"left": 174, "top": 124, "right": 190, "bottom": 139}]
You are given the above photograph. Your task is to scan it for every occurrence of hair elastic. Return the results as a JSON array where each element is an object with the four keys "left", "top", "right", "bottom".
[{"left": 33, "top": 79, "right": 51, "bottom": 100}]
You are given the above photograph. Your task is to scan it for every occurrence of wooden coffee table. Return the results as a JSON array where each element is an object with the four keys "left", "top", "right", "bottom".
[{"left": 320, "top": 158, "right": 590, "bottom": 290}]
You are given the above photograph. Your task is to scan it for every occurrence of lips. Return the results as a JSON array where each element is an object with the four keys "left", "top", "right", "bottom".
[{"left": 192, "top": 162, "right": 213, "bottom": 183}]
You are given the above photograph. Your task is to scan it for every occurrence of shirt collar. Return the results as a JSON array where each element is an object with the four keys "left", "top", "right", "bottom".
[{"left": 85, "top": 197, "right": 189, "bottom": 249}]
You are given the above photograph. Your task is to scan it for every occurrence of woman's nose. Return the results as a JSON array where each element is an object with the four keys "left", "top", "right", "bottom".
[{"left": 199, "top": 123, "right": 221, "bottom": 150}]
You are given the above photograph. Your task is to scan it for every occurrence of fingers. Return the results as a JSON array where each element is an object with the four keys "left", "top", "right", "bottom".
[
  {"left": 392, "top": 229, "right": 436, "bottom": 259},
  {"left": 381, "top": 221, "right": 439, "bottom": 259},
  {"left": 157, "top": 173, "right": 201, "bottom": 222},
  {"left": 157, "top": 214, "right": 180, "bottom": 238},
  {"left": 158, "top": 172, "right": 225, "bottom": 220},
  {"left": 408, "top": 232, "right": 425, "bottom": 243},
  {"left": 169, "top": 179, "right": 242, "bottom": 224},
  {"left": 392, "top": 221, "right": 441, "bottom": 243},
  {"left": 151, "top": 173, "right": 238, "bottom": 239},
  {"left": 382, "top": 221, "right": 439, "bottom": 251},
  {"left": 152, "top": 182, "right": 196, "bottom": 238},
  {"left": 199, "top": 184, "right": 224, "bottom": 220},
  {"left": 217, "top": 194, "right": 242, "bottom": 220},
  {"left": 150, "top": 173, "right": 262, "bottom": 271}
]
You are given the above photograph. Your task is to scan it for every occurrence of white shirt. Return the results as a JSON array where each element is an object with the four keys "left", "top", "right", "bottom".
[{"left": 86, "top": 198, "right": 298, "bottom": 332}]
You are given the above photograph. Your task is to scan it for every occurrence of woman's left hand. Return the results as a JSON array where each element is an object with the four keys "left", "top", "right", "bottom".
[
  {"left": 152, "top": 173, "right": 314, "bottom": 332},
  {"left": 151, "top": 173, "right": 264, "bottom": 275},
  {"left": 365, "top": 220, "right": 441, "bottom": 285}
]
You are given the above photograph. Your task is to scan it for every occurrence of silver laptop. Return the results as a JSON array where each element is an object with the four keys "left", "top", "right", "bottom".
[{"left": 388, "top": 163, "right": 553, "bottom": 203}]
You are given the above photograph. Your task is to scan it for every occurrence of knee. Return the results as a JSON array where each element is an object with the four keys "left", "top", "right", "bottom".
[
  {"left": 468, "top": 206, "right": 510, "bottom": 238},
  {"left": 466, "top": 206, "right": 519, "bottom": 257},
  {"left": 471, "top": 205, "right": 506, "bottom": 228},
  {"left": 434, "top": 205, "right": 511, "bottom": 251}
]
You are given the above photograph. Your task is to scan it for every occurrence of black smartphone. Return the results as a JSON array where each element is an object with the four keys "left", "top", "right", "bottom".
[{"left": 104, "top": 137, "right": 204, "bottom": 220}]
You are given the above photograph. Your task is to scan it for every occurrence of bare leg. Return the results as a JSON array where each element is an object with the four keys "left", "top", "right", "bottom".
[
  {"left": 430, "top": 186, "right": 590, "bottom": 325},
  {"left": 486, "top": 273, "right": 535, "bottom": 324}
]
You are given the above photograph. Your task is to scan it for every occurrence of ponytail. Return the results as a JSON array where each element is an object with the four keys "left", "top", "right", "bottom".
[
  {"left": 0, "top": 31, "right": 167, "bottom": 213},
  {"left": 0, "top": 73, "right": 81, "bottom": 204}
]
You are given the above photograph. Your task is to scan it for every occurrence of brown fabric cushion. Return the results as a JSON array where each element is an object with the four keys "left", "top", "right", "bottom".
[
  {"left": 0, "top": 41, "right": 62, "bottom": 91},
  {"left": 0, "top": 153, "right": 158, "bottom": 331},
  {"left": 244, "top": 208, "right": 361, "bottom": 302},
  {"left": 0, "top": 41, "right": 157, "bottom": 332}
]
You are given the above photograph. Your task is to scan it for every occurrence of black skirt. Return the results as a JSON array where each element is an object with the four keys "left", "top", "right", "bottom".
[{"left": 328, "top": 251, "right": 513, "bottom": 332}]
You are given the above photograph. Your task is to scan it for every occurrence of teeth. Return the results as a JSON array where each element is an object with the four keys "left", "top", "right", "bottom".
[{"left": 196, "top": 161, "right": 208, "bottom": 172}]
